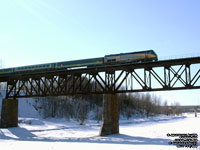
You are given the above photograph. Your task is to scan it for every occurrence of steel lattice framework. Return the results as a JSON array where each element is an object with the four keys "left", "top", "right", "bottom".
[{"left": 1, "top": 57, "right": 200, "bottom": 98}]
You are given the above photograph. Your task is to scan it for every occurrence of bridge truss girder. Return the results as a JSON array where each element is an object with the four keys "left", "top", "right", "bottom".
[{"left": 5, "top": 62, "right": 200, "bottom": 99}]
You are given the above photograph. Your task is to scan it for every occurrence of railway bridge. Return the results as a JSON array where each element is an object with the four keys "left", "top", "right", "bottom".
[{"left": 0, "top": 56, "right": 200, "bottom": 136}]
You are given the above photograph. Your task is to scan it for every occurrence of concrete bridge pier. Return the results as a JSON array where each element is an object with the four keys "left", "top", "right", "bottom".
[
  {"left": 99, "top": 94, "right": 119, "bottom": 136},
  {"left": 0, "top": 99, "right": 18, "bottom": 128}
]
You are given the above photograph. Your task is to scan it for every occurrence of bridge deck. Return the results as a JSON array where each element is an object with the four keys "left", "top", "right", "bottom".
[
  {"left": 0, "top": 56, "right": 200, "bottom": 98},
  {"left": 0, "top": 56, "right": 200, "bottom": 81}
]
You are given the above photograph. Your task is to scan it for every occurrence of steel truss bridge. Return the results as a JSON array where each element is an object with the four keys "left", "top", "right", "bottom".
[{"left": 0, "top": 57, "right": 200, "bottom": 99}]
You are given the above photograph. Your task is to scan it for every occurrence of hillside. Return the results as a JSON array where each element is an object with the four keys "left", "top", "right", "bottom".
[{"left": 0, "top": 90, "right": 40, "bottom": 119}]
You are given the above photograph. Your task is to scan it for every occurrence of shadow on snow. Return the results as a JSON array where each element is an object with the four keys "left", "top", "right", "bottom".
[{"left": 0, "top": 127, "right": 170, "bottom": 146}]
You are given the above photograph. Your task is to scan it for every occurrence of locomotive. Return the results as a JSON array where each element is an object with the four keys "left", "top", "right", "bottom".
[
  {"left": 104, "top": 50, "right": 157, "bottom": 63},
  {"left": 0, "top": 50, "right": 157, "bottom": 75}
]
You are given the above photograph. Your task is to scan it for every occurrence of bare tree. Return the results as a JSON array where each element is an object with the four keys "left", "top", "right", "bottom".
[
  {"left": 143, "top": 93, "right": 153, "bottom": 118},
  {"left": 94, "top": 104, "right": 102, "bottom": 123},
  {"left": 76, "top": 99, "right": 88, "bottom": 125},
  {"left": 171, "top": 102, "right": 182, "bottom": 116},
  {"left": 163, "top": 100, "right": 172, "bottom": 116}
]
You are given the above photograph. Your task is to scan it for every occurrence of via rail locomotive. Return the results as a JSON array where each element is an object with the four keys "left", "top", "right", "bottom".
[{"left": 0, "top": 50, "right": 157, "bottom": 75}]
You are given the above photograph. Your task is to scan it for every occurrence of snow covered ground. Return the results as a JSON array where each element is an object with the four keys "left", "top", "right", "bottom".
[
  {"left": 0, "top": 90, "right": 200, "bottom": 150},
  {"left": 0, "top": 113, "right": 199, "bottom": 150}
]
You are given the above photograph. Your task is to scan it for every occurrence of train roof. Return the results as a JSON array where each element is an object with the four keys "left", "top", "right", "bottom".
[
  {"left": 105, "top": 50, "right": 157, "bottom": 57},
  {"left": 0, "top": 57, "right": 104, "bottom": 70}
]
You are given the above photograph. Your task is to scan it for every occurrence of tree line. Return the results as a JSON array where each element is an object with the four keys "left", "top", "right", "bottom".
[{"left": 32, "top": 92, "right": 182, "bottom": 125}]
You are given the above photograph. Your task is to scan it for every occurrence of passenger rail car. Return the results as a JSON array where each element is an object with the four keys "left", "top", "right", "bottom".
[
  {"left": 0, "top": 50, "right": 157, "bottom": 76},
  {"left": 55, "top": 57, "right": 103, "bottom": 68}
]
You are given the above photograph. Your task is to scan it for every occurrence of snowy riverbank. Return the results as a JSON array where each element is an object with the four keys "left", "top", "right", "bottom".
[
  {"left": 0, "top": 89, "right": 199, "bottom": 149},
  {"left": 0, "top": 113, "right": 199, "bottom": 150}
]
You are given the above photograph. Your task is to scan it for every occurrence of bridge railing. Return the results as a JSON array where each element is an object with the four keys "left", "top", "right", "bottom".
[{"left": 159, "top": 52, "right": 200, "bottom": 61}]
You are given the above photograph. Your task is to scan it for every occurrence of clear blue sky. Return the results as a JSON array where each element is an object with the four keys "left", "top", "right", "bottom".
[{"left": 0, "top": 0, "right": 200, "bottom": 105}]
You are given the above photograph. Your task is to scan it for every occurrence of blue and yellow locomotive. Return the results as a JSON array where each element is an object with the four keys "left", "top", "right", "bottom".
[
  {"left": 0, "top": 50, "right": 158, "bottom": 75},
  {"left": 104, "top": 50, "right": 157, "bottom": 63}
]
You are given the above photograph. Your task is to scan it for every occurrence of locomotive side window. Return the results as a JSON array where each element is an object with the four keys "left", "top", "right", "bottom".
[{"left": 107, "top": 59, "right": 116, "bottom": 62}]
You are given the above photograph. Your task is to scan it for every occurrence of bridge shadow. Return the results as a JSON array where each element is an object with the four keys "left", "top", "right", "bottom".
[
  {"left": 0, "top": 127, "right": 36, "bottom": 140},
  {"left": 85, "top": 134, "right": 169, "bottom": 146},
  {"left": 0, "top": 127, "right": 170, "bottom": 146}
]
